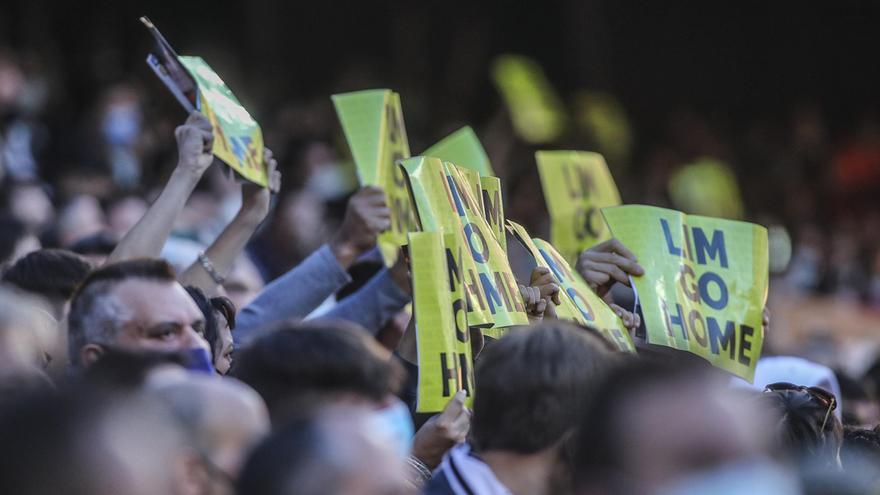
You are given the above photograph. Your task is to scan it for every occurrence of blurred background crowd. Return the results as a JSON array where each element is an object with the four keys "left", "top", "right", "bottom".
[{"left": 3, "top": 0, "right": 880, "bottom": 413}]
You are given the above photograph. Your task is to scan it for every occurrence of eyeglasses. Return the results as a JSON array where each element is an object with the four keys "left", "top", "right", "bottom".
[{"left": 764, "top": 382, "right": 837, "bottom": 432}]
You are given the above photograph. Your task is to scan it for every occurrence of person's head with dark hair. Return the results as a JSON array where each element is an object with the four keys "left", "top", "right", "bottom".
[
  {"left": 425, "top": 322, "right": 616, "bottom": 495},
  {"left": 2, "top": 248, "right": 93, "bottom": 319},
  {"left": 471, "top": 322, "right": 615, "bottom": 455},
  {"left": 0, "top": 384, "right": 196, "bottom": 495},
  {"left": 233, "top": 319, "right": 404, "bottom": 424},
  {"left": 236, "top": 405, "right": 410, "bottom": 495},
  {"left": 184, "top": 285, "right": 237, "bottom": 375},
  {"left": 760, "top": 383, "right": 843, "bottom": 470},
  {"left": 840, "top": 426, "right": 880, "bottom": 482},
  {"left": 573, "top": 360, "right": 778, "bottom": 495},
  {"left": 834, "top": 369, "right": 877, "bottom": 425},
  {"left": 210, "top": 295, "right": 236, "bottom": 373},
  {"left": 68, "top": 232, "right": 118, "bottom": 266},
  {"left": 0, "top": 215, "right": 39, "bottom": 267},
  {"left": 82, "top": 346, "right": 188, "bottom": 393},
  {"left": 67, "top": 258, "right": 209, "bottom": 368}
]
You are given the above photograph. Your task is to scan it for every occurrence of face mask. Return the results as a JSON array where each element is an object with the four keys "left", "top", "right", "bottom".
[
  {"left": 102, "top": 104, "right": 141, "bottom": 147},
  {"left": 371, "top": 399, "right": 414, "bottom": 458},
  {"left": 184, "top": 346, "right": 215, "bottom": 374}
]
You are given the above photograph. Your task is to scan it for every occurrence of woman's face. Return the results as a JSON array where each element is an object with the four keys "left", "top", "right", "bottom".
[{"left": 213, "top": 310, "right": 234, "bottom": 375}]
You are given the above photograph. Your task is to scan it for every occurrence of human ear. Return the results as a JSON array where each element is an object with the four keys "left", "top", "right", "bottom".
[{"left": 80, "top": 344, "right": 105, "bottom": 367}]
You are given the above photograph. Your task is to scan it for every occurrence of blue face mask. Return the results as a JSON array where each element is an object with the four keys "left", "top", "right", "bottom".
[
  {"left": 184, "top": 347, "right": 215, "bottom": 374},
  {"left": 372, "top": 399, "right": 415, "bottom": 458}
]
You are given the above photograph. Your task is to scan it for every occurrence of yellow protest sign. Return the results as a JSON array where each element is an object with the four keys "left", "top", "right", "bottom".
[
  {"left": 332, "top": 89, "right": 418, "bottom": 265},
  {"left": 491, "top": 54, "right": 567, "bottom": 144},
  {"left": 423, "top": 126, "right": 495, "bottom": 177},
  {"left": 411, "top": 231, "right": 475, "bottom": 413},
  {"left": 141, "top": 19, "right": 267, "bottom": 187},
  {"left": 573, "top": 90, "right": 634, "bottom": 167},
  {"left": 602, "top": 205, "right": 768, "bottom": 381},
  {"left": 536, "top": 150, "right": 621, "bottom": 264},
  {"left": 506, "top": 221, "right": 636, "bottom": 353},
  {"left": 480, "top": 176, "right": 506, "bottom": 251},
  {"left": 176, "top": 56, "right": 268, "bottom": 186},
  {"left": 668, "top": 157, "right": 744, "bottom": 220},
  {"left": 402, "top": 156, "right": 529, "bottom": 332}
]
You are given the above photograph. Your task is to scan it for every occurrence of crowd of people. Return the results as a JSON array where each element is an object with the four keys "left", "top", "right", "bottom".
[{"left": 3, "top": 38, "right": 880, "bottom": 495}]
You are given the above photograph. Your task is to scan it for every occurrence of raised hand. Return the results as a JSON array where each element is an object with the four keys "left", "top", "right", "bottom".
[
  {"left": 330, "top": 186, "right": 391, "bottom": 268},
  {"left": 174, "top": 111, "right": 215, "bottom": 175},
  {"left": 576, "top": 238, "right": 645, "bottom": 297},
  {"left": 239, "top": 148, "right": 281, "bottom": 223},
  {"left": 411, "top": 390, "right": 471, "bottom": 469}
]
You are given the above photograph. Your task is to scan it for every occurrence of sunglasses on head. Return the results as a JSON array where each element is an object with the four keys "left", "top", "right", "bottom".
[{"left": 764, "top": 381, "right": 837, "bottom": 431}]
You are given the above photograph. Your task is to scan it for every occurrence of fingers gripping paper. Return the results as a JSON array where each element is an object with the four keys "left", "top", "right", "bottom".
[
  {"left": 332, "top": 90, "right": 419, "bottom": 265},
  {"left": 402, "top": 156, "right": 529, "bottom": 332},
  {"left": 411, "top": 231, "right": 475, "bottom": 413},
  {"left": 506, "top": 221, "right": 636, "bottom": 353},
  {"left": 536, "top": 150, "right": 621, "bottom": 265},
  {"left": 602, "top": 205, "right": 769, "bottom": 381}
]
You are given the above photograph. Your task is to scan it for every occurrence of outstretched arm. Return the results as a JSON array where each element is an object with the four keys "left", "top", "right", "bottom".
[
  {"left": 178, "top": 149, "right": 281, "bottom": 295},
  {"left": 106, "top": 112, "right": 215, "bottom": 264}
]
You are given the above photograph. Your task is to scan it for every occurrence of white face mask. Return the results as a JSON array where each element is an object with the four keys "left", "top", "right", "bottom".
[
  {"left": 370, "top": 398, "right": 415, "bottom": 458},
  {"left": 654, "top": 460, "right": 801, "bottom": 495}
]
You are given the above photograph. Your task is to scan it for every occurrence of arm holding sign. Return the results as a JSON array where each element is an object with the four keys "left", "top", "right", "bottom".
[
  {"left": 178, "top": 149, "right": 281, "bottom": 296},
  {"left": 233, "top": 187, "right": 394, "bottom": 343},
  {"left": 106, "top": 112, "right": 214, "bottom": 264},
  {"left": 329, "top": 186, "right": 391, "bottom": 269}
]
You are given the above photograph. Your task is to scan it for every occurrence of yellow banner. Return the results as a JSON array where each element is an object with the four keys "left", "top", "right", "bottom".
[
  {"left": 536, "top": 150, "right": 621, "bottom": 265},
  {"left": 668, "top": 157, "right": 744, "bottom": 220},
  {"left": 332, "top": 89, "right": 418, "bottom": 265},
  {"left": 602, "top": 205, "right": 768, "bottom": 381},
  {"left": 411, "top": 231, "right": 475, "bottom": 413},
  {"left": 491, "top": 54, "right": 567, "bottom": 144},
  {"left": 177, "top": 56, "right": 267, "bottom": 186},
  {"left": 480, "top": 176, "right": 506, "bottom": 252},
  {"left": 402, "top": 156, "right": 529, "bottom": 332},
  {"left": 506, "top": 221, "right": 636, "bottom": 353},
  {"left": 423, "top": 126, "right": 495, "bottom": 177}
]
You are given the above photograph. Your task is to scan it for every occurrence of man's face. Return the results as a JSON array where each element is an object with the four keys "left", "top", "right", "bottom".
[{"left": 110, "top": 279, "right": 208, "bottom": 354}]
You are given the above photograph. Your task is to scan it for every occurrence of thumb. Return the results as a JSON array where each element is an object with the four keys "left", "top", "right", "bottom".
[{"left": 439, "top": 389, "right": 467, "bottom": 420}]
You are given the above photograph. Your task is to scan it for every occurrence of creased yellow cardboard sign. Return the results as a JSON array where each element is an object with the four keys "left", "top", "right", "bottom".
[
  {"left": 424, "top": 126, "right": 495, "bottom": 177},
  {"left": 332, "top": 89, "right": 418, "bottom": 265},
  {"left": 480, "top": 176, "right": 506, "bottom": 252},
  {"left": 411, "top": 231, "right": 475, "bottom": 413},
  {"left": 177, "top": 56, "right": 267, "bottom": 186},
  {"left": 668, "top": 157, "right": 744, "bottom": 220},
  {"left": 491, "top": 54, "right": 567, "bottom": 144},
  {"left": 402, "top": 156, "right": 529, "bottom": 333},
  {"left": 536, "top": 150, "right": 621, "bottom": 265},
  {"left": 506, "top": 221, "right": 636, "bottom": 353},
  {"left": 602, "top": 205, "right": 768, "bottom": 381}
]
